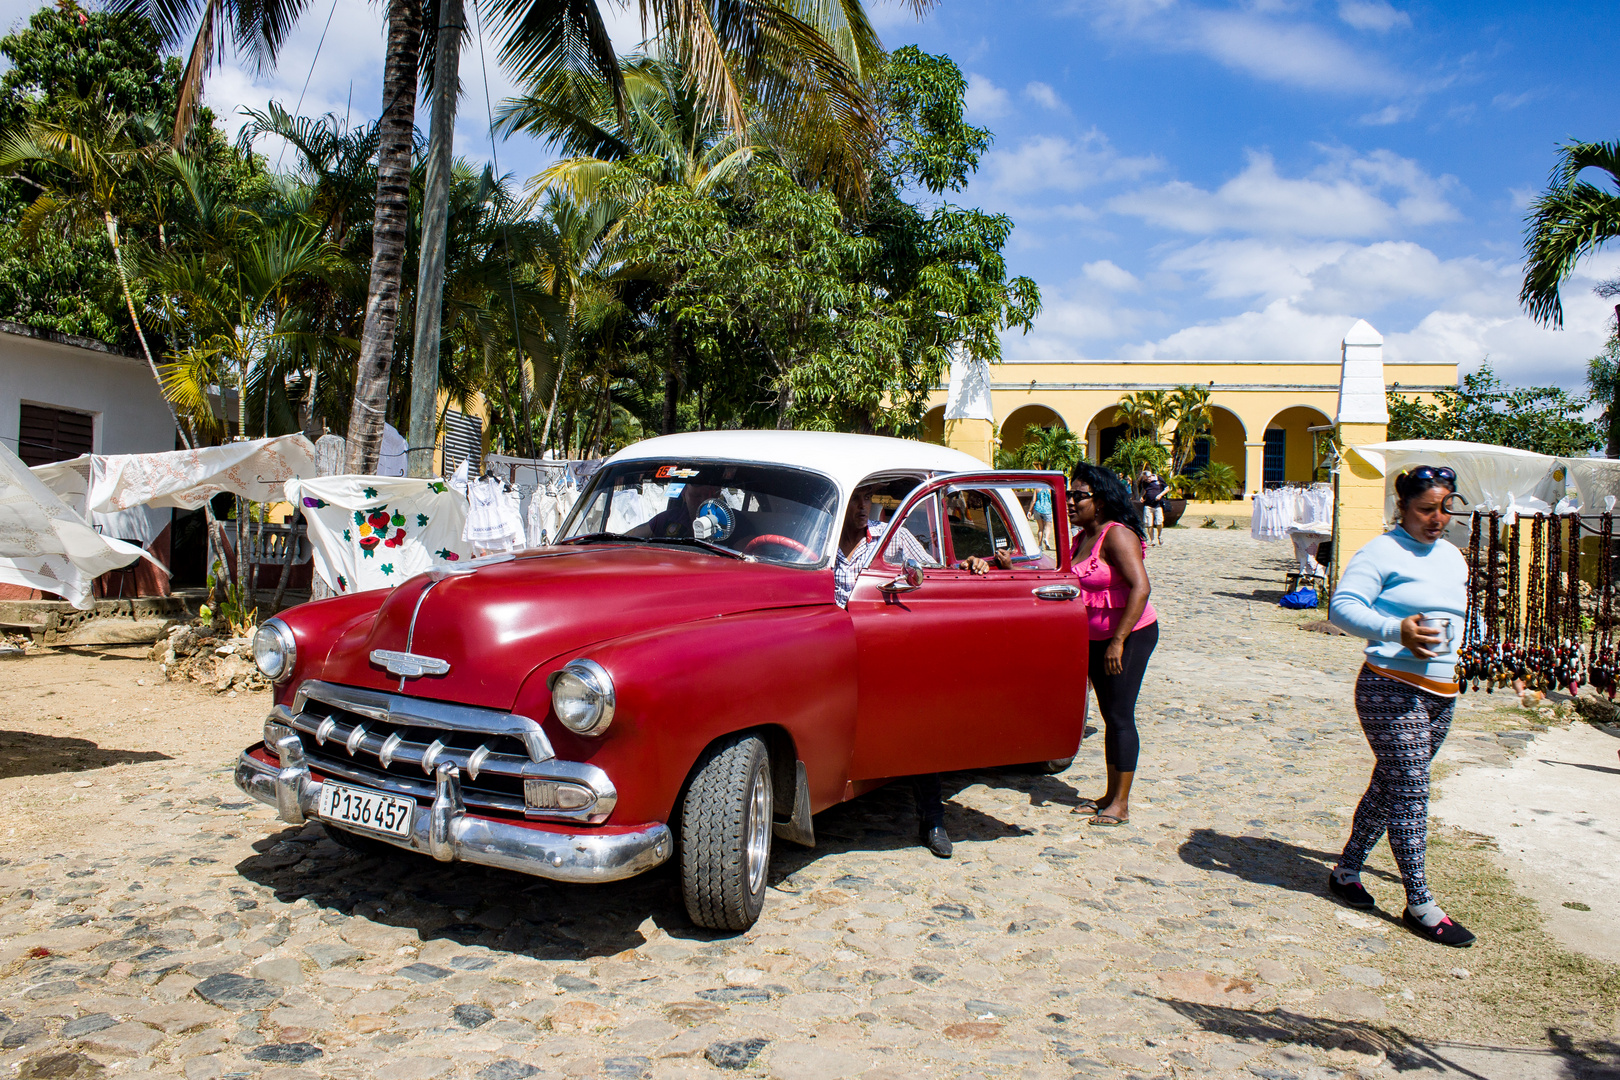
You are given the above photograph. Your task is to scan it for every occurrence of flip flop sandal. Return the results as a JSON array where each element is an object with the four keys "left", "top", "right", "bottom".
[
  {"left": 1071, "top": 799, "right": 1102, "bottom": 814},
  {"left": 1087, "top": 814, "right": 1130, "bottom": 827}
]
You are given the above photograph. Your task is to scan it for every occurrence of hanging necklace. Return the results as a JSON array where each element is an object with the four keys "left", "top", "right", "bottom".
[
  {"left": 1484, "top": 511, "right": 1502, "bottom": 691},
  {"left": 1459, "top": 512, "right": 1483, "bottom": 691}
]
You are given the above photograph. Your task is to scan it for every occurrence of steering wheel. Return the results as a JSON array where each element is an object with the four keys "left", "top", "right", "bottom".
[{"left": 743, "top": 533, "right": 814, "bottom": 559}]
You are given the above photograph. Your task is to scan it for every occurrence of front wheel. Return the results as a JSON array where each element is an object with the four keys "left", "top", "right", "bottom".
[{"left": 679, "top": 735, "right": 773, "bottom": 931}]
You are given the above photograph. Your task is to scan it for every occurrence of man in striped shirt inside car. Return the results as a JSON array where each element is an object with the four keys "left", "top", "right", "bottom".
[{"left": 831, "top": 477, "right": 996, "bottom": 858}]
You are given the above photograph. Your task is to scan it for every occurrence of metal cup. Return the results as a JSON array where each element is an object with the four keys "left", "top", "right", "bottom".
[{"left": 1418, "top": 615, "right": 1454, "bottom": 649}]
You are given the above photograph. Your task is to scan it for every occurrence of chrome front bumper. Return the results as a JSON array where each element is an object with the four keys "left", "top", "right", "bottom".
[{"left": 234, "top": 741, "right": 672, "bottom": 884}]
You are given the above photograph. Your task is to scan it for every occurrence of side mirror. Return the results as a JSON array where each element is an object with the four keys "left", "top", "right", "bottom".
[{"left": 881, "top": 559, "right": 924, "bottom": 594}]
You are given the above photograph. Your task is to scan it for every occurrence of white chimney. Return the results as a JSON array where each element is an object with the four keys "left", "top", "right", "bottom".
[{"left": 1335, "top": 319, "right": 1388, "bottom": 425}]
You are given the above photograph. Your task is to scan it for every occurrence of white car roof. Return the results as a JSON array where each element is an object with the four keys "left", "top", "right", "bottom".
[{"left": 606, "top": 430, "right": 988, "bottom": 493}]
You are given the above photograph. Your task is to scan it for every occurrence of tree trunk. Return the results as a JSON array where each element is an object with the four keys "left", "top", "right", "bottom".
[
  {"left": 345, "top": 0, "right": 422, "bottom": 475},
  {"left": 408, "top": 0, "right": 464, "bottom": 478},
  {"left": 105, "top": 212, "right": 192, "bottom": 452},
  {"left": 237, "top": 360, "right": 249, "bottom": 606},
  {"left": 539, "top": 295, "right": 574, "bottom": 456}
]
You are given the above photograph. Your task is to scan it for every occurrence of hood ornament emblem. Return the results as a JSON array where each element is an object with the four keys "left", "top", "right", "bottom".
[{"left": 370, "top": 649, "right": 451, "bottom": 678}]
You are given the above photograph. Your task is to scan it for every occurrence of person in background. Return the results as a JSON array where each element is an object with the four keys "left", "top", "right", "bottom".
[
  {"left": 1069, "top": 463, "right": 1157, "bottom": 827},
  {"left": 1327, "top": 465, "right": 1474, "bottom": 948},
  {"left": 1138, "top": 467, "right": 1167, "bottom": 547},
  {"left": 1031, "top": 485, "right": 1054, "bottom": 551}
]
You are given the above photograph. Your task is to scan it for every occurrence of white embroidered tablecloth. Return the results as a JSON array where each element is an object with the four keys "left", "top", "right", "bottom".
[{"left": 286, "top": 475, "right": 473, "bottom": 594}]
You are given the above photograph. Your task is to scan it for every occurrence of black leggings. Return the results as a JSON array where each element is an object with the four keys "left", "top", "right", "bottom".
[{"left": 1088, "top": 620, "right": 1158, "bottom": 772}]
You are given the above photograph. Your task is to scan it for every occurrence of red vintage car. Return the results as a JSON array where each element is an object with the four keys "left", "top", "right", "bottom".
[{"left": 236, "top": 432, "right": 1086, "bottom": 929}]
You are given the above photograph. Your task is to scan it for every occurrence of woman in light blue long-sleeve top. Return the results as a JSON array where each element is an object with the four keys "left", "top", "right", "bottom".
[{"left": 1326, "top": 465, "right": 1475, "bottom": 948}]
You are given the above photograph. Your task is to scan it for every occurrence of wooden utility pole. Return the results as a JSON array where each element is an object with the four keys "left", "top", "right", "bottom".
[{"left": 407, "top": 0, "right": 464, "bottom": 478}]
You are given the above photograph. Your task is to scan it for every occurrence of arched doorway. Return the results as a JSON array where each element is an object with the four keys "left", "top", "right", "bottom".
[
  {"left": 1175, "top": 406, "right": 1247, "bottom": 496},
  {"left": 1083, "top": 405, "right": 1132, "bottom": 466},
  {"left": 1262, "top": 406, "right": 1334, "bottom": 486},
  {"left": 999, "top": 404, "right": 1066, "bottom": 459},
  {"left": 922, "top": 405, "right": 946, "bottom": 445}
]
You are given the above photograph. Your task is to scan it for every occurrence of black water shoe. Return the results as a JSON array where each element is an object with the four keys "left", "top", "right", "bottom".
[
  {"left": 1327, "top": 873, "right": 1376, "bottom": 910},
  {"left": 1402, "top": 908, "right": 1476, "bottom": 947}
]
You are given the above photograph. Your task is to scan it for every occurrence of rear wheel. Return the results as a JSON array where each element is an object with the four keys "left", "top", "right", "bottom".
[{"left": 679, "top": 735, "right": 773, "bottom": 931}]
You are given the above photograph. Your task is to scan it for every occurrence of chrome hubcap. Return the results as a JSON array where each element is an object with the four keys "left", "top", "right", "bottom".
[{"left": 745, "top": 761, "right": 772, "bottom": 895}]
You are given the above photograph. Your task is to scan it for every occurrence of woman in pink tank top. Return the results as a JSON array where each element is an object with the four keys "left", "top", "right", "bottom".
[{"left": 1068, "top": 463, "right": 1157, "bottom": 827}]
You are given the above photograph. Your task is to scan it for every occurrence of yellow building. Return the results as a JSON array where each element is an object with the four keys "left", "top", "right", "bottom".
[{"left": 924, "top": 335, "right": 1455, "bottom": 497}]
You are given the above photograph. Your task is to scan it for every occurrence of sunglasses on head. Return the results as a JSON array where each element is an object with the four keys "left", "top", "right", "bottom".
[{"left": 1404, "top": 465, "right": 1456, "bottom": 483}]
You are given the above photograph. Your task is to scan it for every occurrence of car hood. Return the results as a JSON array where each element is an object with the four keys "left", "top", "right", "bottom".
[{"left": 312, "top": 544, "right": 832, "bottom": 710}]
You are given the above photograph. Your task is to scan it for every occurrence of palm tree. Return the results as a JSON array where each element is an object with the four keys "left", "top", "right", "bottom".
[
  {"left": 1017, "top": 424, "right": 1082, "bottom": 474},
  {"left": 1521, "top": 139, "right": 1620, "bottom": 456},
  {"left": 0, "top": 93, "right": 193, "bottom": 446},
  {"left": 499, "top": 56, "right": 759, "bottom": 442},
  {"left": 151, "top": 215, "right": 339, "bottom": 600},
  {"left": 1166, "top": 383, "right": 1216, "bottom": 477},
  {"left": 111, "top": 0, "right": 315, "bottom": 145},
  {"left": 344, "top": 0, "right": 422, "bottom": 474}
]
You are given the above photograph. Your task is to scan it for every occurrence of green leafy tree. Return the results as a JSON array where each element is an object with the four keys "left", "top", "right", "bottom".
[
  {"left": 0, "top": 2, "right": 176, "bottom": 345},
  {"left": 1586, "top": 331, "right": 1620, "bottom": 458},
  {"left": 1017, "top": 424, "right": 1082, "bottom": 473},
  {"left": 1102, "top": 435, "right": 1169, "bottom": 486},
  {"left": 1387, "top": 362, "right": 1601, "bottom": 457}
]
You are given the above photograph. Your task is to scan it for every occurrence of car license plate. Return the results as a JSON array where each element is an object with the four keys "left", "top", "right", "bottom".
[{"left": 317, "top": 780, "right": 416, "bottom": 838}]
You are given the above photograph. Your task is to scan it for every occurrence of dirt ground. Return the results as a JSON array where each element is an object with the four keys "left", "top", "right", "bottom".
[{"left": 0, "top": 644, "right": 266, "bottom": 850}]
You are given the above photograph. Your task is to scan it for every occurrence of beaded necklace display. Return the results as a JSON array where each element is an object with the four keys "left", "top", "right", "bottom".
[
  {"left": 1458, "top": 511, "right": 1485, "bottom": 692},
  {"left": 1559, "top": 513, "right": 1585, "bottom": 692},
  {"left": 1593, "top": 513, "right": 1617, "bottom": 698},
  {"left": 1524, "top": 515, "right": 1544, "bottom": 688},
  {"left": 1484, "top": 511, "right": 1503, "bottom": 691}
]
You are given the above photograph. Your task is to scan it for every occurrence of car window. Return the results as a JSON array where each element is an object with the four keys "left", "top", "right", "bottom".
[
  {"left": 945, "top": 488, "right": 1016, "bottom": 560},
  {"left": 874, "top": 492, "right": 945, "bottom": 568},
  {"left": 941, "top": 484, "right": 1055, "bottom": 567},
  {"left": 559, "top": 460, "right": 839, "bottom": 565}
]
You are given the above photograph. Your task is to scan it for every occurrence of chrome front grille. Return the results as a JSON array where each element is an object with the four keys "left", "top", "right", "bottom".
[{"left": 280, "top": 680, "right": 615, "bottom": 823}]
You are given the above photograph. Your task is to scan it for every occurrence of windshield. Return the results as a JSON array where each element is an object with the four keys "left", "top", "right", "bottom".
[{"left": 558, "top": 460, "right": 840, "bottom": 565}]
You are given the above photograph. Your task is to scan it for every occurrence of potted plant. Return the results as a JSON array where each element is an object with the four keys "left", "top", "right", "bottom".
[{"left": 1162, "top": 474, "right": 1191, "bottom": 527}]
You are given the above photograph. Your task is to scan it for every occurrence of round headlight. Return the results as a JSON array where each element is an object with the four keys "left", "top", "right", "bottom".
[
  {"left": 549, "top": 659, "right": 615, "bottom": 735},
  {"left": 252, "top": 619, "right": 297, "bottom": 682}
]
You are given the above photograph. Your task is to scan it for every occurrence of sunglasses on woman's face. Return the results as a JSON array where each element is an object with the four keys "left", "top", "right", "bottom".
[{"left": 1069, "top": 490, "right": 1095, "bottom": 502}]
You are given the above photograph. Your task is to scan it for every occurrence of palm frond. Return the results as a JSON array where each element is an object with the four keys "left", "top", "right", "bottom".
[{"left": 1520, "top": 183, "right": 1620, "bottom": 328}]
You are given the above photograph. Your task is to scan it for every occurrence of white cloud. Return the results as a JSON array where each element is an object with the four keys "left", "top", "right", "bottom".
[
  {"left": 1107, "top": 148, "right": 1458, "bottom": 238},
  {"left": 1082, "top": 260, "right": 1142, "bottom": 292},
  {"left": 1357, "top": 103, "right": 1415, "bottom": 126},
  {"left": 1024, "top": 81, "right": 1065, "bottom": 111},
  {"left": 964, "top": 73, "right": 1011, "bottom": 119},
  {"left": 1075, "top": 0, "right": 1404, "bottom": 94},
  {"left": 1088, "top": 244, "right": 1620, "bottom": 387},
  {"left": 980, "top": 131, "right": 1161, "bottom": 198},
  {"left": 1337, "top": 1, "right": 1411, "bottom": 33},
  {"left": 1492, "top": 90, "right": 1537, "bottom": 110}
]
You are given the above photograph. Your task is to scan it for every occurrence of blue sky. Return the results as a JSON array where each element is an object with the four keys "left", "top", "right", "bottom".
[{"left": 4, "top": 0, "right": 1616, "bottom": 387}]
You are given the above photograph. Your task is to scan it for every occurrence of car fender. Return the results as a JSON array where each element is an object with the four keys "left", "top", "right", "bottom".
[{"left": 513, "top": 604, "right": 856, "bottom": 825}]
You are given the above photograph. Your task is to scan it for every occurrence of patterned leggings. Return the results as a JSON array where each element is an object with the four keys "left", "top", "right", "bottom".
[{"left": 1338, "top": 666, "right": 1455, "bottom": 908}]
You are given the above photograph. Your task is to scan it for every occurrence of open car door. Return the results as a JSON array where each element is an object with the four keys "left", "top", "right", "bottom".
[{"left": 845, "top": 471, "right": 1087, "bottom": 779}]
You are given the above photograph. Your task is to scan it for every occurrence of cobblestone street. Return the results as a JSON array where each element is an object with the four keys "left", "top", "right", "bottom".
[{"left": 0, "top": 531, "right": 1614, "bottom": 1080}]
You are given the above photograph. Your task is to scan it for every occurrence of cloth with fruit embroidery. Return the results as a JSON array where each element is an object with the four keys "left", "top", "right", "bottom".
[{"left": 284, "top": 476, "right": 471, "bottom": 593}]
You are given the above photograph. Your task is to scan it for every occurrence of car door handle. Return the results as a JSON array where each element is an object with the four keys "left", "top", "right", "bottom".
[{"left": 1033, "top": 583, "right": 1081, "bottom": 601}]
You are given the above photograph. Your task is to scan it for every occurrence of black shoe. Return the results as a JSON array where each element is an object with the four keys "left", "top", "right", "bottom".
[
  {"left": 1327, "top": 872, "right": 1376, "bottom": 910},
  {"left": 1402, "top": 908, "right": 1476, "bottom": 947},
  {"left": 921, "top": 825, "right": 952, "bottom": 858}
]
